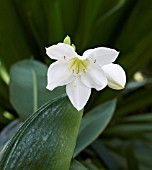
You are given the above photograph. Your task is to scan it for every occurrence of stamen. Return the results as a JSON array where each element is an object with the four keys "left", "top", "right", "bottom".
[
  {"left": 94, "top": 59, "right": 96, "bottom": 63},
  {"left": 64, "top": 56, "right": 66, "bottom": 60}
]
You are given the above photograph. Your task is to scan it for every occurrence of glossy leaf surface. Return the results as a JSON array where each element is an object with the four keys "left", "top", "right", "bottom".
[{"left": 0, "top": 96, "right": 83, "bottom": 170}]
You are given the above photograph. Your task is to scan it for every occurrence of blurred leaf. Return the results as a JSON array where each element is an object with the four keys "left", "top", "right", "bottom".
[
  {"left": 119, "top": 31, "right": 152, "bottom": 77},
  {"left": 122, "top": 113, "right": 152, "bottom": 123},
  {"left": 74, "top": 99, "right": 116, "bottom": 157},
  {"left": 134, "top": 141, "right": 152, "bottom": 170},
  {"left": 13, "top": 0, "right": 47, "bottom": 58},
  {"left": 116, "top": 85, "right": 152, "bottom": 117},
  {"left": 116, "top": 0, "right": 152, "bottom": 53},
  {"left": 0, "top": 0, "right": 32, "bottom": 70},
  {"left": 0, "top": 110, "right": 10, "bottom": 130},
  {"left": 125, "top": 144, "right": 139, "bottom": 170},
  {"left": 0, "top": 95, "right": 83, "bottom": 170},
  {"left": 91, "top": 140, "right": 120, "bottom": 170},
  {"left": 0, "top": 73, "right": 10, "bottom": 112},
  {"left": 90, "top": 0, "right": 127, "bottom": 46},
  {"left": 123, "top": 79, "right": 152, "bottom": 93},
  {"left": 10, "top": 59, "right": 65, "bottom": 120},
  {"left": 41, "top": 0, "right": 65, "bottom": 43},
  {"left": 105, "top": 123, "right": 152, "bottom": 138},
  {"left": 0, "top": 119, "right": 23, "bottom": 151},
  {"left": 75, "top": 0, "right": 103, "bottom": 49},
  {"left": 70, "top": 159, "right": 88, "bottom": 170},
  {"left": 0, "top": 76, "right": 8, "bottom": 101},
  {"left": 82, "top": 161, "right": 99, "bottom": 170},
  {"left": 115, "top": 0, "right": 152, "bottom": 77}
]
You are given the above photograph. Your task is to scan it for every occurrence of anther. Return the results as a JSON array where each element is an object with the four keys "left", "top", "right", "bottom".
[
  {"left": 64, "top": 56, "right": 66, "bottom": 60},
  {"left": 94, "top": 59, "right": 96, "bottom": 63}
]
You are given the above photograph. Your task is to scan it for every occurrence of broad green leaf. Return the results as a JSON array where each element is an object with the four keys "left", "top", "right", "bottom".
[
  {"left": 0, "top": 142, "right": 8, "bottom": 162},
  {"left": 10, "top": 59, "right": 65, "bottom": 120},
  {"left": 0, "top": 119, "right": 23, "bottom": 151},
  {"left": 74, "top": 100, "right": 116, "bottom": 157},
  {"left": 0, "top": 95, "right": 83, "bottom": 170},
  {"left": 70, "top": 159, "right": 88, "bottom": 170}
]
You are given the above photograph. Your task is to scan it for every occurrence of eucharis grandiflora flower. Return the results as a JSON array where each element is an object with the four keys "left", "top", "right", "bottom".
[{"left": 46, "top": 36, "right": 126, "bottom": 111}]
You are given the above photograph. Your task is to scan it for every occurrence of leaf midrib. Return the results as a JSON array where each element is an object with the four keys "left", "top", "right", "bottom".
[{"left": 32, "top": 69, "right": 38, "bottom": 112}]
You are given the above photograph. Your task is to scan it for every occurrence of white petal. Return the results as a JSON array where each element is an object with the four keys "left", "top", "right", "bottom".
[
  {"left": 46, "top": 43, "right": 77, "bottom": 61},
  {"left": 46, "top": 61, "right": 74, "bottom": 90},
  {"left": 83, "top": 47, "right": 119, "bottom": 66},
  {"left": 102, "top": 63, "right": 126, "bottom": 90},
  {"left": 66, "top": 77, "right": 91, "bottom": 111},
  {"left": 81, "top": 64, "right": 107, "bottom": 91}
]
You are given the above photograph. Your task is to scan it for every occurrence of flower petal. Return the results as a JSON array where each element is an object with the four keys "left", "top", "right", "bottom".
[
  {"left": 66, "top": 77, "right": 91, "bottom": 111},
  {"left": 46, "top": 61, "right": 74, "bottom": 90},
  {"left": 83, "top": 47, "right": 119, "bottom": 66},
  {"left": 46, "top": 43, "right": 77, "bottom": 61},
  {"left": 102, "top": 63, "right": 126, "bottom": 90},
  {"left": 81, "top": 64, "right": 107, "bottom": 91}
]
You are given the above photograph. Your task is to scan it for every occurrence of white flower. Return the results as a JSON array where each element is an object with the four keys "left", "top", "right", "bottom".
[{"left": 46, "top": 43, "right": 126, "bottom": 111}]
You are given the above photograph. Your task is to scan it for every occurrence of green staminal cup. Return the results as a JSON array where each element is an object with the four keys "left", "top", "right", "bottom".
[{"left": 69, "top": 57, "right": 90, "bottom": 75}]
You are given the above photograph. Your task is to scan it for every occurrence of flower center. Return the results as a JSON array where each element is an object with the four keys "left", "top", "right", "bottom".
[{"left": 69, "top": 57, "right": 90, "bottom": 75}]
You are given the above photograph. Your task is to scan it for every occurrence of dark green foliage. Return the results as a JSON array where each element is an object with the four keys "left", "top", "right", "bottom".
[
  {"left": 0, "top": 96, "right": 83, "bottom": 170},
  {"left": 0, "top": 0, "right": 152, "bottom": 169}
]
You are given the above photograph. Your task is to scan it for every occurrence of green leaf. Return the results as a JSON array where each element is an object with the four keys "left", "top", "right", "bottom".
[
  {"left": 13, "top": 0, "right": 47, "bottom": 58},
  {"left": 0, "top": 120, "right": 22, "bottom": 161},
  {"left": 123, "top": 79, "right": 152, "bottom": 93},
  {"left": 116, "top": 86, "right": 152, "bottom": 117},
  {"left": 125, "top": 144, "right": 139, "bottom": 170},
  {"left": 82, "top": 161, "right": 99, "bottom": 170},
  {"left": 42, "top": 0, "right": 64, "bottom": 43},
  {"left": 10, "top": 59, "right": 65, "bottom": 120},
  {"left": 0, "top": 119, "right": 23, "bottom": 151},
  {"left": 0, "top": 0, "right": 32, "bottom": 70},
  {"left": 134, "top": 141, "right": 152, "bottom": 170},
  {"left": 91, "top": 140, "right": 120, "bottom": 170},
  {"left": 75, "top": 0, "right": 104, "bottom": 50},
  {"left": 74, "top": 100, "right": 116, "bottom": 157},
  {"left": 70, "top": 160, "right": 88, "bottom": 170},
  {"left": 90, "top": 0, "right": 126, "bottom": 47},
  {"left": 105, "top": 123, "right": 152, "bottom": 138},
  {"left": 122, "top": 113, "right": 152, "bottom": 123},
  {"left": 0, "top": 95, "right": 83, "bottom": 170},
  {"left": 116, "top": 0, "right": 152, "bottom": 53}
]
